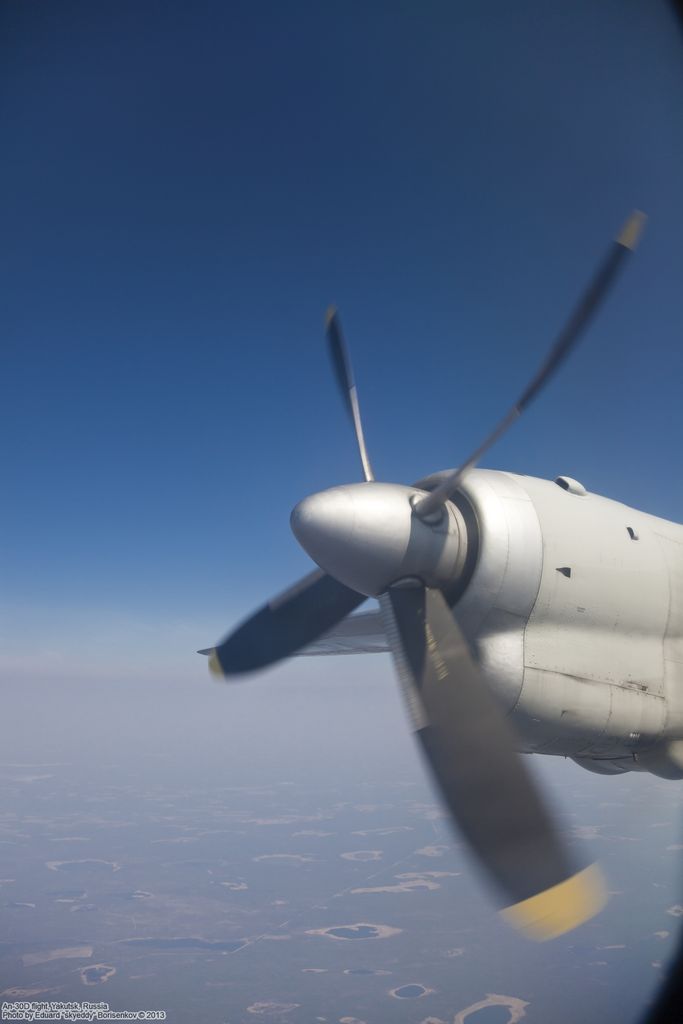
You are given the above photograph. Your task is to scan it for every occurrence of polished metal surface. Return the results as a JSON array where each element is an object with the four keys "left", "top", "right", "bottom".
[{"left": 290, "top": 481, "right": 467, "bottom": 598}]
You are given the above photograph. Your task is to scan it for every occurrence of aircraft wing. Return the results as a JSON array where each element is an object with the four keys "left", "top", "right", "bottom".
[{"left": 296, "top": 609, "right": 388, "bottom": 656}]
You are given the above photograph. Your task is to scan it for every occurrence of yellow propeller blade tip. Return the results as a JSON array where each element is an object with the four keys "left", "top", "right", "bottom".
[
  {"left": 207, "top": 649, "right": 224, "bottom": 679},
  {"left": 616, "top": 209, "right": 647, "bottom": 251},
  {"left": 325, "top": 305, "right": 338, "bottom": 327},
  {"left": 500, "top": 862, "right": 607, "bottom": 941}
]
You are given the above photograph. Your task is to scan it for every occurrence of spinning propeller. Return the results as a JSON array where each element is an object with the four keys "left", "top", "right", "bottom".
[{"left": 202, "top": 212, "right": 646, "bottom": 939}]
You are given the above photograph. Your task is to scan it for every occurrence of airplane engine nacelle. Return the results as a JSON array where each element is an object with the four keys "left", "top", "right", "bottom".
[
  {"left": 633, "top": 740, "right": 683, "bottom": 780},
  {"left": 422, "top": 468, "right": 683, "bottom": 767}
]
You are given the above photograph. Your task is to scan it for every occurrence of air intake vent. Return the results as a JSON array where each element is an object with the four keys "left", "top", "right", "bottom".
[{"left": 554, "top": 476, "right": 587, "bottom": 496}]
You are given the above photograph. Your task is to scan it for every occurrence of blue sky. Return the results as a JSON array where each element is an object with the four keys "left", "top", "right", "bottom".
[{"left": 2, "top": 1, "right": 683, "bottom": 682}]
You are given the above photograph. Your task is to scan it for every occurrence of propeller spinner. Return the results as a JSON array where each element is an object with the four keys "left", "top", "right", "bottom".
[{"left": 203, "top": 211, "right": 646, "bottom": 940}]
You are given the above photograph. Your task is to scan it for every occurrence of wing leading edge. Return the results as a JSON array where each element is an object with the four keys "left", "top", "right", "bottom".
[{"left": 296, "top": 610, "right": 388, "bottom": 656}]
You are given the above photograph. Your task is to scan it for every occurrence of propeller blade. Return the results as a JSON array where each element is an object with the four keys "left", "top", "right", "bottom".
[
  {"left": 206, "top": 569, "right": 366, "bottom": 676},
  {"left": 414, "top": 209, "right": 647, "bottom": 518},
  {"left": 325, "top": 307, "right": 375, "bottom": 482},
  {"left": 381, "top": 585, "right": 605, "bottom": 940}
]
